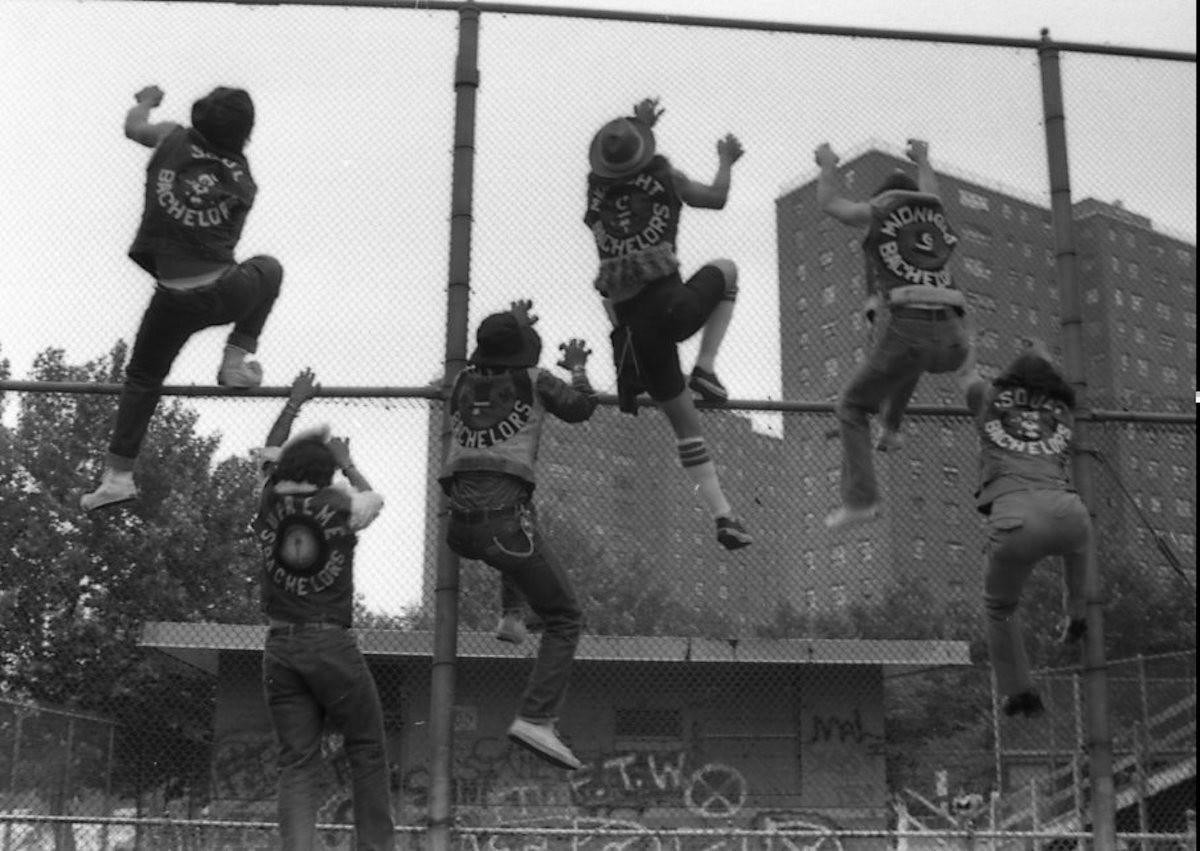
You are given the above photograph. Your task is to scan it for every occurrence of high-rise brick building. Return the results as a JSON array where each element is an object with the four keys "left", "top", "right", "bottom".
[{"left": 776, "top": 145, "right": 1196, "bottom": 608}]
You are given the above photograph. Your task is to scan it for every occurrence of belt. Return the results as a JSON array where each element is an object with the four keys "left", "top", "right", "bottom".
[
  {"left": 450, "top": 504, "right": 522, "bottom": 524},
  {"left": 891, "top": 305, "right": 960, "bottom": 320},
  {"left": 267, "top": 619, "right": 347, "bottom": 636}
]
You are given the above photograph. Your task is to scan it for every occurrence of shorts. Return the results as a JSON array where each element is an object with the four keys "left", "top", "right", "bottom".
[{"left": 612, "top": 265, "right": 727, "bottom": 401}]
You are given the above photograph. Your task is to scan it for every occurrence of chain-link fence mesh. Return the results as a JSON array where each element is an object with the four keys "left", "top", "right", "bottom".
[{"left": 0, "top": 1, "right": 1195, "bottom": 849}]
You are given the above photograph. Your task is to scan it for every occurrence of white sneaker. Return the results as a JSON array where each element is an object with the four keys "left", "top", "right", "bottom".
[
  {"left": 824, "top": 503, "right": 880, "bottom": 530},
  {"left": 494, "top": 614, "right": 527, "bottom": 645},
  {"left": 81, "top": 471, "right": 138, "bottom": 511},
  {"left": 507, "top": 718, "right": 582, "bottom": 771},
  {"left": 217, "top": 345, "right": 263, "bottom": 388},
  {"left": 875, "top": 429, "right": 905, "bottom": 453}
]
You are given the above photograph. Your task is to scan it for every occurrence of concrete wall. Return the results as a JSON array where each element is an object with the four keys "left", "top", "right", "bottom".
[{"left": 207, "top": 650, "right": 889, "bottom": 846}]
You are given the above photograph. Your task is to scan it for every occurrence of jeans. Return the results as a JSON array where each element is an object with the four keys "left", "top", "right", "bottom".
[
  {"left": 983, "top": 490, "right": 1091, "bottom": 697},
  {"left": 109, "top": 254, "right": 283, "bottom": 461},
  {"left": 836, "top": 309, "right": 968, "bottom": 508},
  {"left": 263, "top": 626, "right": 394, "bottom": 851},
  {"left": 446, "top": 506, "right": 583, "bottom": 720}
]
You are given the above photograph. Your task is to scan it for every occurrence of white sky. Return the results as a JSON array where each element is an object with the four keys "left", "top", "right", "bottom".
[{"left": 1, "top": 0, "right": 1195, "bottom": 613}]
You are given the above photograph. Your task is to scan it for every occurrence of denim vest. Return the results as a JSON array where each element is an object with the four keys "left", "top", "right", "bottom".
[
  {"left": 128, "top": 126, "right": 256, "bottom": 277},
  {"left": 254, "top": 487, "right": 358, "bottom": 627},
  {"left": 585, "top": 155, "right": 683, "bottom": 303},
  {"left": 439, "top": 366, "right": 549, "bottom": 488},
  {"left": 863, "top": 190, "right": 962, "bottom": 306},
  {"left": 975, "top": 385, "right": 1076, "bottom": 509}
]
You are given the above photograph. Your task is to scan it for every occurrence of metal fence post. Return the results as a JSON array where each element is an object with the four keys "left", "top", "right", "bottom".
[
  {"left": 429, "top": 4, "right": 481, "bottom": 851},
  {"left": 1037, "top": 27, "right": 1118, "bottom": 851}
]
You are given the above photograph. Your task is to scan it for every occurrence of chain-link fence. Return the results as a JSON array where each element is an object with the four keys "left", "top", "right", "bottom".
[{"left": 0, "top": 1, "right": 1195, "bottom": 849}]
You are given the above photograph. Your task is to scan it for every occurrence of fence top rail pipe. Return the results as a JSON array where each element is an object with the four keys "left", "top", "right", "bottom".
[
  {"left": 84, "top": 0, "right": 1196, "bottom": 61},
  {"left": 1, "top": 380, "right": 1195, "bottom": 424}
]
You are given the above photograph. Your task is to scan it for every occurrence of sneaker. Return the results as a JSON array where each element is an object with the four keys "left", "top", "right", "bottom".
[
  {"left": 875, "top": 429, "right": 905, "bottom": 453},
  {"left": 716, "top": 516, "right": 753, "bottom": 550},
  {"left": 217, "top": 345, "right": 263, "bottom": 388},
  {"left": 1057, "top": 617, "right": 1087, "bottom": 645},
  {"left": 1002, "top": 690, "right": 1046, "bottom": 719},
  {"left": 494, "top": 613, "right": 527, "bottom": 645},
  {"left": 81, "top": 471, "right": 138, "bottom": 511},
  {"left": 507, "top": 718, "right": 583, "bottom": 771},
  {"left": 688, "top": 366, "right": 728, "bottom": 404},
  {"left": 824, "top": 503, "right": 881, "bottom": 530}
]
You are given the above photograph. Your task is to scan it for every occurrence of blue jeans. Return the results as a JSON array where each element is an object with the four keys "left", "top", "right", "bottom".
[
  {"left": 836, "top": 308, "right": 968, "bottom": 508},
  {"left": 263, "top": 626, "right": 394, "bottom": 851},
  {"left": 446, "top": 506, "right": 583, "bottom": 720},
  {"left": 109, "top": 254, "right": 282, "bottom": 461},
  {"left": 983, "top": 490, "right": 1091, "bottom": 696}
]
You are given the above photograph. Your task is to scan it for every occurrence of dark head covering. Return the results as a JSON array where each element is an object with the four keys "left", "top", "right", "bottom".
[
  {"left": 589, "top": 117, "right": 656, "bottom": 179},
  {"left": 192, "top": 87, "right": 255, "bottom": 154},
  {"left": 469, "top": 312, "right": 542, "bottom": 368},
  {"left": 873, "top": 170, "right": 919, "bottom": 197}
]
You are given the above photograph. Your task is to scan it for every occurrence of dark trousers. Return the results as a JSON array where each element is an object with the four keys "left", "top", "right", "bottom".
[
  {"left": 447, "top": 507, "right": 583, "bottom": 720},
  {"left": 263, "top": 626, "right": 395, "bottom": 851},
  {"left": 108, "top": 254, "right": 282, "bottom": 461}
]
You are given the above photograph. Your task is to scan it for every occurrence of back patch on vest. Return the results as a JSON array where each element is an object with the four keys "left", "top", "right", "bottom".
[
  {"left": 872, "top": 194, "right": 958, "bottom": 287},
  {"left": 984, "top": 388, "right": 1072, "bottom": 456},
  {"left": 451, "top": 371, "right": 534, "bottom": 448},
  {"left": 588, "top": 172, "right": 675, "bottom": 257},
  {"left": 155, "top": 145, "right": 246, "bottom": 229}
]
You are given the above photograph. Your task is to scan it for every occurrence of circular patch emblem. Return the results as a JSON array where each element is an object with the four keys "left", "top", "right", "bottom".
[{"left": 273, "top": 516, "right": 328, "bottom": 576}]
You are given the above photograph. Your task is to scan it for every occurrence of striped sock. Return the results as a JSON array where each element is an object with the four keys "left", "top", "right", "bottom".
[{"left": 677, "top": 438, "right": 732, "bottom": 518}]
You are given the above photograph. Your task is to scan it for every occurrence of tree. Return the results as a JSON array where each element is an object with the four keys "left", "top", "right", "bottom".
[{"left": 0, "top": 343, "right": 265, "bottom": 808}]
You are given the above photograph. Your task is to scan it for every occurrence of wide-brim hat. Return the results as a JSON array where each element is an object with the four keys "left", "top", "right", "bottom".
[
  {"left": 469, "top": 312, "right": 542, "bottom": 368},
  {"left": 589, "top": 117, "right": 656, "bottom": 180}
]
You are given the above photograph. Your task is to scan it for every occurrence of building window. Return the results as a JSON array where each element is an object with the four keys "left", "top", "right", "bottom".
[
  {"left": 1171, "top": 464, "right": 1188, "bottom": 484},
  {"left": 1111, "top": 257, "right": 1121, "bottom": 272},
  {"left": 1136, "top": 358, "right": 1148, "bottom": 377},
  {"left": 795, "top": 263, "right": 807, "bottom": 283},
  {"left": 1163, "top": 366, "right": 1178, "bottom": 383},
  {"left": 796, "top": 296, "right": 809, "bottom": 313},
  {"left": 942, "top": 464, "right": 960, "bottom": 484},
  {"left": 803, "top": 476, "right": 814, "bottom": 496},
  {"left": 798, "top": 367, "right": 811, "bottom": 385},
  {"left": 947, "top": 541, "right": 966, "bottom": 560},
  {"left": 1185, "top": 312, "right": 1197, "bottom": 329},
  {"left": 1086, "top": 289, "right": 1099, "bottom": 304},
  {"left": 1114, "top": 288, "right": 1125, "bottom": 306},
  {"left": 803, "top": 550, "right": 816, "bottom": 571},
  {"left": 1175, "top": 499, "right": 1193, "bottom": 518},
  {"left": 822, "top": 284, "right": 837, "bottom": 305},
  {"left": 819, "top": 251, "right": 835, "bottom": 269},
  {"left": 824, "top": 357, "right": 839, "bottom": 378},
  {"left": 940, "top": 426, "right": 955, "bottom": 447},
  {"left": 910, "top": 459, "right": 924, "bottom": 478},
  {"left": 858, "top": 540, "right": 875, "bottom": 562},
  {"left": 1130, "top": 294, "right": 1143, "bottom": 312},
  {"left": 831, "top": 584, "right": 848, "bottom": 609},
  {"left": 963, "top": 225, "right": 993, "bottom": 246},
  {"left": 1128, "top": 262, "right": 1140, "bottom": 279},
  {"left": 831, "top": 545, "right": 847, "bottom": 567},
  {"left": 959, "top": 189, "right": 990, "bottom": 211},
  {"left": 853, "top": 346, "right": 864, "bottom": 364},
  {"left": 1156, "top": 302, "right": 1171, "bottom": 321},
  {"left": 1158, "top": 332, "right": 1173, "bottom": 351},
  {"left": 1002, "top": 203, "right": 1012, "bottom": 219},
  {"left": 913, "top": 538, "right": 927, "bottom": 559},
  {"left": 1149, "top": 497, "right": 1162, "bottom": 514},
  {"left": 1134, "top": 327, "right": 1146, "bottom": 343},
  {"left": 1027, "top": 308, "right": 1039, "bottom": 326},
  {"left": 963, "top": 257, "right": 992, "bottom": 279}
]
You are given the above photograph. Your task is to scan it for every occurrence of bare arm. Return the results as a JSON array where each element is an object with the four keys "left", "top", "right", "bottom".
[
  {"left": 906, "top": 138, "right": 940, "bottom": 197},
  {"left": 676, "top": 133, "right": 743, "bottom": 210},
  {"left": 125, "top": 85, "right": 179, "bottom": 149},
  {"left": 266, "top": 369, "right": 320, "bottom": 448},
  {"left": 815, "top": 143, "right": 871, "bottom": 226}
]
